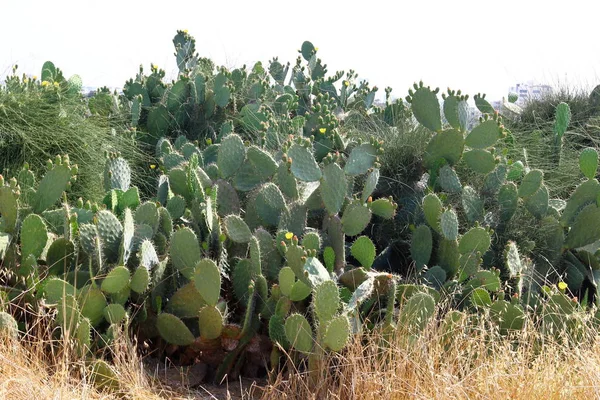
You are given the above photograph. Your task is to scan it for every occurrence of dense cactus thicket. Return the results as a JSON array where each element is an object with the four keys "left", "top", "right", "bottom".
[{"left": 2, "top": 30, "right": 600, "bottom": 388}]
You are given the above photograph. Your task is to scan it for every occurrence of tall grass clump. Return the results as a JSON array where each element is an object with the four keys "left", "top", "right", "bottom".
[{"left": 0, "top": 71, "right": 150, "bottom": 202}]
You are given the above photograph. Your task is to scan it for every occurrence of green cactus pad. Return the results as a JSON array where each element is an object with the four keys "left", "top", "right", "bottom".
[
  {"left": 290, "top": 280, "right": 312, "bottom": 301},
  {"left": 554, "top": 102, "right": 571, "bottom": 139},
  {"left": 439, "top": 165, "right": 462, "bottom": 194},
  {"left": 168, "top": 168, "right": 192, "bottom": 201},
  {"left": 255, "top": 183, "right": 287, "bottom": 227},
  {"left": 397, "top": 292, "right": 436, "bottom": 334},
  {"left": 438, "top": 239, "right": 460, "bottom": 278},
  {"left": 103, "top": 303, "right": 126, "bottom": 324},
  {"left": 194, "top": 259, "right": 221, "bottom": 306},
  {"left": 440, "top": 209, "right": 459, "bottom": 241},
  {"left": 217, "top": 134, "right": 246, "bottom": 178},
  {"left": 21, "top": 214, "right": 48, "bottom": 261},
  {"left": 45, "top": 238, "right": 74, "bottom": 275},
  {"left": 32, "top": 163, "right": 73, "bottom": 213},
  {"left": 104, "top": 157, "right": 131, "bottom": 192},
  {"left": 561, "top": 179, "right": 600, "bottom": 226},
  {"left": 423, "top": 193, "right": 443, "bottom": 231},
  {"left": 423, "top": 265, "right": 447, "bottom": 289},
  {"left": 341, "top": 202, "right": 372, "bottom": 236},
  {"left": 130, "top": 266, "right": 150, "bottom": 294},
  {"left": 165, "top": 282, "right": 206, "bottom": 318},
  {"left": 0, "top": 186, "right": 18, "bottom": 233},
  {"left": 78, "top": 286, "right": 107, "bottom": 327},
  {"left": 411, "top": 225, "right": 432, "bottom": 272},
  {"left": 134, "top": 202, "right": 159, "bottom": 233},
  {"left": 170, "top": 227, "right": 201, "bottom": 279},
  {"left": 279, "top": 267, "right": 296, "bottom": 297},
  {"left": 89, "top": 359, "right": 119, "bottom": 392},
  {"left": 524, "top": 184, "right": 549, "bottom": 219},
  {"left": 498, "top": 183, "right": 519, "bottom": 222},
  {"left": 101, "top": 266, "right": 130, "bottom": 294},
  {"left": 156, "top": 313, "right": 195, "bottom": 346},
  {"left": 345, "top": 144, "right": 378, "bottom": 176},
  {"left": 215, "top": 180, "right": 240, "bottom": 217},
  {"left": 467, "top": 270, "right": 501, "bottom": 292},
  {"left": 198, "top": 305, "right": 224, "bottom": 340},
  {"left": 351, "top": 236, "right": 376, "bottom": 270},
  {"left": 284, "top": 313, "right": 313, "bottom": 354},
  {"left": 458, "top": 252, "right": 482, "bottom": 282},
  {"left": 361, "top": 169, "right": 380, "bottom": 203},
  {"left": 232, "top": 259, "right": 254, "bottom": 303},
  {"left": 43, "top": 278, "right": 76, "bottom": 304},
  {"left": 443, "top": 93, "right": 469, "bottom": 131},
  {"left": 566, "top": 204, "right": 600, "bottom": 249},
  {"left": 97, "top": 210, "right": 123, "bottom": 262},
  {"left": 269, "top": 314, "right": 289, "bottom": 348},
  {"left": 579, "top": 147, "right": 598, "bottom": 179},
  {"left": 482, "top": 164, "right": 507, "bottom": 196},
  {"left": 232, "top": 146, "right": 278, "bottom": 192},
  {"left": 463, "top": 149, "right": 496, "bottom": 175},
  {"left": 301, "top": 231, "right": 322, "bottom": 252},
  {"left": 518, "top": 169, "right": 544, "bottom": 198},
  {"left": 458, "top": 227, "right": 491, "bottom": 255},
  {"left": 300, "top": 41, "right": 316, "bottom": 61},
  {"left": 465, "top": 119, "right": 501, "bottom": 149},
  {"left": 166, "top": 195, "right": 186, "bottom": 220},
  {"left": 461, "top": 186, "right": 484, "bottom": 223},
  {"left": 313, "top": 280, "right": 340, "bottom": 323},
  {"left": 57, "top": 294, "right": 81, "bottom": 333},
  {"left": 0, "top": 312, "right": 18, "bottom": 339},
  {"left": 423, "top": 129, "right": 464, "bottom": 169},
  {"left": 303, "top": 257, "right": 331, "bottom": 287},
  {"left": 490, "top": 300, "right": 525, "bottom": 334},
  {"left": 474, "top": 94, "right": 495, "bottom": 114},
  {"left": 507, "top": 161, "right": 524, "bottom": 181},
  {"left": 323, "top": 314, "right": 351, "bottom": 351},
  {"left": 369, "top": 198, "right": 397, "bottom": 219},
  {"left": 287, "top": 143, "right": 322, "bottom": 182},
  {"left": 138, "top": 239, "right": 159, "bottom": 270},
  {"left": 223, "top": 215, "right": 252, "bottom": 243},
  {"left": 321, "top": 163, "right": 348, "bottom": 215},
  {"left": 470, "top": 287, "right": 492, "bottom": 308},
  {"left": 276, "top": 163, "right": 299, "bottom": 200},
  {"left": 409, "top": 85, "right": 442, "bottom": 132}
]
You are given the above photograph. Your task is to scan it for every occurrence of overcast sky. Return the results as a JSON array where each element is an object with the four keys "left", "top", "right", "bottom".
[{"left": 2, "top": 0, "right": 599, "bottom": 101}]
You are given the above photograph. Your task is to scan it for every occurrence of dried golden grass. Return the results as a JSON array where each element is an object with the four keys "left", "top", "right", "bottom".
[{"left": 1, "top": 309, "right": 600, "bottom": 399}]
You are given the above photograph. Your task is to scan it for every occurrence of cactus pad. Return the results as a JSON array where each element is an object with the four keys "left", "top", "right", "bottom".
[
  {"left": 323, "top": 314, "right": 351, "bottom": 351},
  {"left": 440, "top": 209, "right": 459, "bottom": 241},
  {"left": 579, "top": 147, "right": 598, "bottom": 179},
  {"left": 350, "top": 236, "right": 376, "bottom": 270},
  {"left": 284, "top": 314, "right": 313, "bottom": 354},
  {"left": 156, "top": 313, "right": 195, "bottom": 346},
  {"left": 170, "top": 227, "right": 201, "bottom": 279},
  {"left": 198, "top": 305, "right": 224, "bottom": 340},
  {"left": 313, "top": 280, "right": 340, "bottom": 323},
  {"left": 101, "top": 266, "right": 130, "bottom": 294},
  {"left": 194, "top": 259, "right": 221, "bottom": 306},
  {"left": 321, "top": 163, "right": 348, "bottom": 215}
]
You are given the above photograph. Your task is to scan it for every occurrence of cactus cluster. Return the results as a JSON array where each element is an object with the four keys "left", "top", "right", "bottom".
[{"left": 3, "top": 31, "right": 600, "bottom": 389}]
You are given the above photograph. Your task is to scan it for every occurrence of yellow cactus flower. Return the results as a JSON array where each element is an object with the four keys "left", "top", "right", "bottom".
[
  {"left": 558, "top": 282, "right": 568, "bottom": 291},
  {"left": 33, "top": 75, "right": 37, "bottom": 80},
  {"left": 53, "top": 82, "right": 59, "bottom": 88},
  {"left": 23, "top": 78, "right": 28, "bottom": 83},
  {"left": 150, "top": 164, "right": 156, "bottom": 170},
  {"left": 343, "top": 80, "right": 349, "bottom": 87},
  {"left": 183, "top": 29, "right": 188, "bottom": 34},
  {"left": 285, "top": 232, "right": 293, "bottom": 240},
  {"left": 319, "top": 128, "right": 326, "bottom": 134},
  {"left": 41, "top": 81, "right": 49, "bottom": 87}
]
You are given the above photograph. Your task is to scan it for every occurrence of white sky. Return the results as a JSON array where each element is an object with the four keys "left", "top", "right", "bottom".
[{"left": 2, "top": 0, "right": 600, "bottom": 101}]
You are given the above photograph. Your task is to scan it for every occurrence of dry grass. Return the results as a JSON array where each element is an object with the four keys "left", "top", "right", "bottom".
[{"left": 1, "top": 310, "right": 600, "bottom": 399}]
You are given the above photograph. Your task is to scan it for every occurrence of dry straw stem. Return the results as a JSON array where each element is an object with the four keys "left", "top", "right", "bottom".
[{"left": 2, "top": 306, "right": 600, "bottom": 399}]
